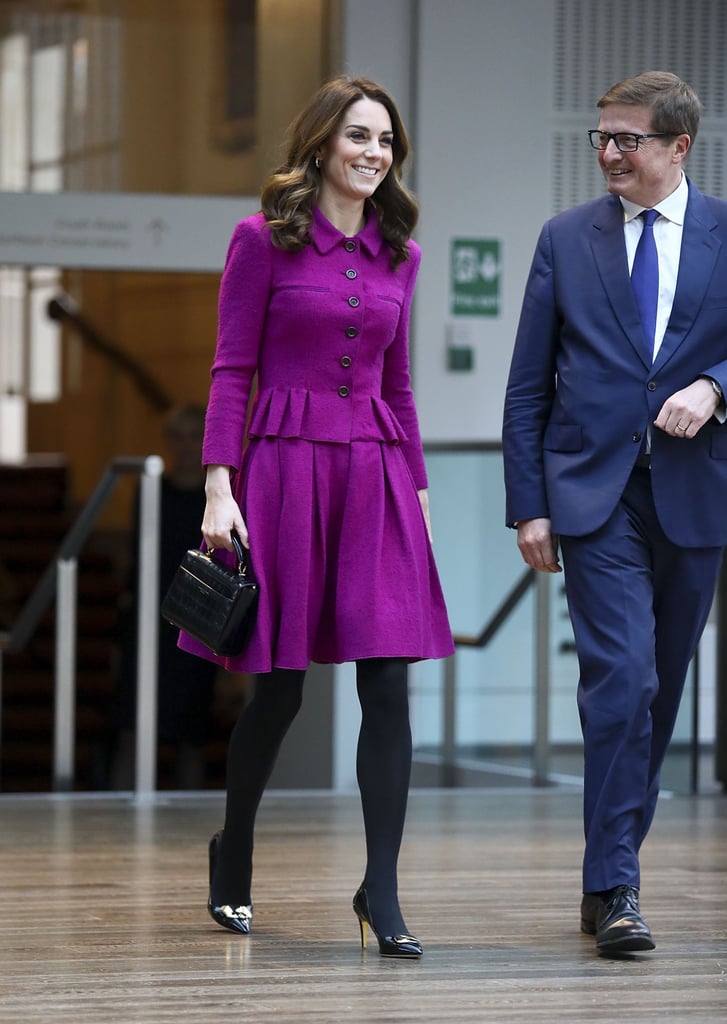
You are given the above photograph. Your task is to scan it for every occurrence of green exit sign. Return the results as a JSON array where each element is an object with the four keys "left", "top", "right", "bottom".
[{"left": 450, "top": 238, "right": 501, "bottom": 316}]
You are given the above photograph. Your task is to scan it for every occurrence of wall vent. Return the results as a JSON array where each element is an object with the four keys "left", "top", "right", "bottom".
[{"left": 552, "top": 0, "right": 727, "bottom": 210}]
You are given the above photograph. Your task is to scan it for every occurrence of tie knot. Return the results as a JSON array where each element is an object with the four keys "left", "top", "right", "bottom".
[{"left": 641, "top": 209, "right": 659, "bottom": 228}]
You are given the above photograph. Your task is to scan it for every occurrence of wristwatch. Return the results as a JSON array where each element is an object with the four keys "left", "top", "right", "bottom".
[{"left": 707, "top": 377, "right": 723, "bottom": 401}]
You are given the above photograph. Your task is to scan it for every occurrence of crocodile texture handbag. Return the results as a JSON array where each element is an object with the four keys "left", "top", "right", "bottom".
[{"left": 161, "top": 531, "right": 259, "bottom": 657}]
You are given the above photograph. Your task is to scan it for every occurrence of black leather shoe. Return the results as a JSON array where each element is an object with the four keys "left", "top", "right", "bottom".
[
  {"left": 581, "top": 885, "right": 655, "bottom": 952},
  {"left": 207, "top": 829, "right": 253, "bottom": 935},
  {"left": 353, "top": 886, "right": 423, "bottom": 958}
]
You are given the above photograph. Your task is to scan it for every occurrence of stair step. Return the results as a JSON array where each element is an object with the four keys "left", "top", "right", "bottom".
[
  {"left": 3, "top": 705, "right": 106, "bottom": 734},
  {"left": 1, "top": 669, "right": 115, "bottom": 698}
]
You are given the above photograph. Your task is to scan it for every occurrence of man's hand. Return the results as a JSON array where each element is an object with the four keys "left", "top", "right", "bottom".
[
  {"left": 516, "top": 517, "right": 562, "bottom": 573},
  {"left": 654, "top": 378, "right": 721, "bottom": 439}
]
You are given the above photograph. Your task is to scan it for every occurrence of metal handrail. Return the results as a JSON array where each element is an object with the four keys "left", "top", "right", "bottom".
[
  {"left": 452, "top": 568, "right": 535, "bottom": 646},
  {"left": 0, "top": 455, "right": 163, "bottom": 796},
  {"left": 48, "top": 293, "right": 173, "bottom": 414}
]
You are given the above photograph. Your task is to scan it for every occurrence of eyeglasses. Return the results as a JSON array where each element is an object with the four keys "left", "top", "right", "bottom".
[{"left": 587, "top": 130, "right": 680, "bottom": 152}]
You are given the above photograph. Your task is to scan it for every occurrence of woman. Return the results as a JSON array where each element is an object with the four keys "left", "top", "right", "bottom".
[{"left": 180, "top": 75, "right": 453, "bottom": 957}]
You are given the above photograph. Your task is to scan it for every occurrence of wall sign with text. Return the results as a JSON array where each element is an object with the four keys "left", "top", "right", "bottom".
[{"left": 450, "top": 238, "right": 501, "bottom": 316}]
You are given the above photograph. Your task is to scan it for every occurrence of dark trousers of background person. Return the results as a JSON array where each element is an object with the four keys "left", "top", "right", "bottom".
[{"left": 108, "top": 615, "right": 218, "bottom": 789}]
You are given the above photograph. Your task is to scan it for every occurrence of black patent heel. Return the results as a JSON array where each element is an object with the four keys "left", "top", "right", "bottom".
[
  {"left": 207, "top": 829, "right": 253, "bottom": 935},
  {"left": 352, "top": 886, "right": 422, "bottom": 958}
]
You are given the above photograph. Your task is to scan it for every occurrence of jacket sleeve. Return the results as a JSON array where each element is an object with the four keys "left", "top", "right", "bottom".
[
  {"left": 502, "top": 222, "right": 559, "bottom": 526},
  {"left": 381, "top": 243, "right": 428, "bottom": 489},
  {"left": 202, "top": 218, "right": 273, "bottom": 471}
]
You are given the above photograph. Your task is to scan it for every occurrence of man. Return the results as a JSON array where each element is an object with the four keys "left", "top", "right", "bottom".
[{"left": 502, "top": 71, "right": 727, "bottom": 954}]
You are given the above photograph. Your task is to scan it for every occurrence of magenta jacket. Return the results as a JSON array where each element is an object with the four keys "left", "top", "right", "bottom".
[{"left": 201, "top": 205, "right": 428, "bottom": 488}]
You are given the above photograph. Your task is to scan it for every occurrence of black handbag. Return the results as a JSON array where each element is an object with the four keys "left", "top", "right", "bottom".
[{"left": 161, "top": 531, "right": 259, "bottom": 657}]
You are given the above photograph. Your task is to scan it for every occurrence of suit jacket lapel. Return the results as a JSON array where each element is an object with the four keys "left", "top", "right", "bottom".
[
  {"left": 652, "top": 183, "right": 721, "bottom": 372},
  {"left": 590, "top": 197, "right": 651, "bottom": 367}
]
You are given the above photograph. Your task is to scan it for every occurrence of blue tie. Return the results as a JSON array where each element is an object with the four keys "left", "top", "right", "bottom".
[{"left": 631, "top": 209, "right": 659, "bottom": 362}]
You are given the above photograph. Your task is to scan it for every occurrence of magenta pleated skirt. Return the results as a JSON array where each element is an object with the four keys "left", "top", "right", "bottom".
[{"left": 178, "top": 437, "right": 454, "bottom": 674}]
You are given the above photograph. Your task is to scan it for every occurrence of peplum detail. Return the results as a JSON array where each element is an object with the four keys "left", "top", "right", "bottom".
[{"left": 248, "top": 387, "right": 409, "bottom": 444}]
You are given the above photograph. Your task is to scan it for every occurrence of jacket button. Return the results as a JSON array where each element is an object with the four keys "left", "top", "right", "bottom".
[
  {"left": 345, "top": 269, "right": 357, "bottom": 279},
  {"left": 632, "top": 432, "right": 642, "bottom": 442},
  {"left": 344, "top": 240, "right": 356, "bottom": 252},
  {"left": 348, "top": 296, "right": 360, "bottom": 307},
  {"left": 345, "top": 326, "right": 358, "bottom": 338},
  {"left": 338, "top": 385, "right": 350, "bottom": 397},
  {"left": 647, "top": 381, "right": 656, "bottom": 391},
  {"left": 340, "top": 355, "right": 352, "bottom": 367}
]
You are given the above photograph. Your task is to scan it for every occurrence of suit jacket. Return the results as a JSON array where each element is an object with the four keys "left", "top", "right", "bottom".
[
  {"left": 201, "top": 206, "right": 428, "bottom": 489},
  {"left": 503, "top": 179, "right": 727, "bottom": 547}
]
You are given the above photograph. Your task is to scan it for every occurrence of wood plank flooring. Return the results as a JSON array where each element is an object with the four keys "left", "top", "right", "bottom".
[{"left": 0, "top": 788, "right": 725, "bottom": 1024}]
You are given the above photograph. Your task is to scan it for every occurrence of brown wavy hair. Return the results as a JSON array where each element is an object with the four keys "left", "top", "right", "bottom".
[{"left": 260, "top": 76, "right": 418, "bottom": 268}]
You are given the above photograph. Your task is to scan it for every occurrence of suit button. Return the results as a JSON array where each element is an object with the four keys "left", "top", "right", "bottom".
[
  {"left": 345, "top": 269, "right": 357, "bottom": 279},
  {"left": 632, "top": 432, "right": 642, "bottom": 442},
  {"left": 345, "top": 326, "right": 358, "bottom": 338},
  {"left": 647, "top": 381, "right": 656, "bottom": 391},
  {"left": 344, "top": 240, "right": 356, "bottom": 252},
  {"left": 340, "top": 355, "right": 352, "bottom": 367},
  {"left": 348, "top": 296, "right": 360, "bottom": 307},
  {"left": 338, "top": 385, "right": 350, "bottom": 397}
]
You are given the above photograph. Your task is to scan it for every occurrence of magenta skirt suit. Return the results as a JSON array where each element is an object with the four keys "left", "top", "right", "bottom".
[{"left": 179, "top": 205, "right": 454, "bottom": 674}]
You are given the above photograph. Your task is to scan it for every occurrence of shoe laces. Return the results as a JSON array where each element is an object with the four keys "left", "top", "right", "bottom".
[{"left": 606, "top": 884, "right": 639, "bottom": 910}]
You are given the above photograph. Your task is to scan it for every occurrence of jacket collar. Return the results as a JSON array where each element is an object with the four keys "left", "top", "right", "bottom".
[
  {"left": 589, "top": 180, "right": 721, "bottom": 371},
  {"left": 310, "top": 203, "right": 384, "bottom": 257}
]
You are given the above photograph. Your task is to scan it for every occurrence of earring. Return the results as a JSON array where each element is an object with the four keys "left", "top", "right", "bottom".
[{"left": 315, "top": 157, "right": 321, "bottom": 169}]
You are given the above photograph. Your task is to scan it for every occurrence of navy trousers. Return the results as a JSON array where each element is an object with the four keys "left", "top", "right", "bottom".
[{"left": 560, "top": 467, "right": 722, "bottom": 893}]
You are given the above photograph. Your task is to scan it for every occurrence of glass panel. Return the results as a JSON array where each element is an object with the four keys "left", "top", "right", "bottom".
[
  {"left": 0, "top": 267, "right": 25, "bottom": 391},
  {"left": 413, "top": 448, "right": 542, "bottom": 785},
  {"left": 417, "top": 446, "right": 701, "bottom": 793},
  {"left": 31, "top": 42, "right": 65, "bottom": 190},
  {"left": 0, "top": 32, "right": 28, "bottom": 189}
]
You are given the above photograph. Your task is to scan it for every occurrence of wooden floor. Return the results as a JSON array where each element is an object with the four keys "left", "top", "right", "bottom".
[{"left": 0, "top": 788, "right": 725, "bottom": 1024}]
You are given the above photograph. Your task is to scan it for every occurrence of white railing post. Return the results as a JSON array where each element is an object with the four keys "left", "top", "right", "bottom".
[
  {"left": 134, "top": 455, "right": 164, "bottom": 798},
  {"left": 533, "top": 571, "right": 551, "bottom": 785},
  {"left": 442, "top": 654, "right": 457, "bottom": 786},
  {"left": 53, "top": 557, "right": 78, "bottom": 791}
]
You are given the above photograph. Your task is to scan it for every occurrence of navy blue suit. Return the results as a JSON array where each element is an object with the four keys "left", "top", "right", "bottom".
[{"left": 503, "top": 179, "right": 726, "bottom": 892}]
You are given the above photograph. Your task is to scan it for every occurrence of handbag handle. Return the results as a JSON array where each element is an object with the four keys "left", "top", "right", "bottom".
[{"left": 208, "top": 530, "right": 249, "bottom": 576}]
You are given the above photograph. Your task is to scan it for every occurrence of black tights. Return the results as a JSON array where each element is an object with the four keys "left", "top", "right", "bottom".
[{"left": 210, "top": 658, "right": 412, "bottom": 936}]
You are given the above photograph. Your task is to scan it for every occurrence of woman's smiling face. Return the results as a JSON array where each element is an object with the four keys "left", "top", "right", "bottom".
[{"left": 317, "top": 97, "right": 394, "bottom": 207}]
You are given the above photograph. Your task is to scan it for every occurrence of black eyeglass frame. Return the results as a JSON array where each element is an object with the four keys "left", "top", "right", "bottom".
[{"left": 587, "top": 130, "right": 681, "bottom": 152}]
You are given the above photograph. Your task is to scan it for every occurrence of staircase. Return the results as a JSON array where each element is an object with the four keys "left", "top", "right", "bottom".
[
  {"left": 0, "top": 458, "right": 121, "bottom": 791},
  {"left": 0, "top": 458, "right": 239, "bottom": 791}
]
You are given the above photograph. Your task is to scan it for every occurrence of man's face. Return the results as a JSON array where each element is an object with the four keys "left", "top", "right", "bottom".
[{"left": 597, "top": 102, "right": 689, "bottom": 207}]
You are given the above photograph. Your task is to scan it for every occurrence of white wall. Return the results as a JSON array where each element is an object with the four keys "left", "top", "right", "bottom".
[
  {"left": 337, "top": 0, "right": 415, "bottom": 128},
  {"left": 413, "top": 0, "right": 555, "bottom": 442}
]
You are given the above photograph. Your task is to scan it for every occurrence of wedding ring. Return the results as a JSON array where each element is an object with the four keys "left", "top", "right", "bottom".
[{"left": 676, "top": 423, "right": 686, "bottom": 431}]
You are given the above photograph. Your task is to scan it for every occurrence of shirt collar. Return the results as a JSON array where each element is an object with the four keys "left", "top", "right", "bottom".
[
  {"left": 620, "top": 172, "right": 688, "bottom": 226},
  {"left": 310, "top": 203, "right": 384, "bottom": 257}
]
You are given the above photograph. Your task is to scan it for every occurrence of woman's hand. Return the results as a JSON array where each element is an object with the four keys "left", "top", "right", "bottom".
[{"left": 202, "top": 465, "right": 249, "bottom": 549}]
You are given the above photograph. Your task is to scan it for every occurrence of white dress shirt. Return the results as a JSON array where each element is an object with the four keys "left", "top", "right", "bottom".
[
  {"left": 621, "top": 173, "right": 688, "bottom": 363},
  {"left": 620, "top": 174, "right": 724, "bottom": 427}
]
